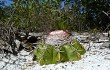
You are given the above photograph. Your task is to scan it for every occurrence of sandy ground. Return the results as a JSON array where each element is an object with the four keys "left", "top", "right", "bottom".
[
  {"left": 21, "top": 42, "right": 110, "bottom": 70},
  {"left": 0, "top": 32, "right": 110, "bottom": 70}
]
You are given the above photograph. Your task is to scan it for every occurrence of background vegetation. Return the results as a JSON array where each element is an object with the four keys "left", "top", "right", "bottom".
[{"left": 0, "top": 0, "right": 110, "bottom": 32}]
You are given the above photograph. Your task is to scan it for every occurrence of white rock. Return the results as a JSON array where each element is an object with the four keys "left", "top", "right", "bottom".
[
  {"left": 103, "top": 33, "right": 108, "bottom": 37},
  {"left": 2, "top": 58, "right": 9, "bottom": 63},
  {"left": 10, "top": 54, "right": 17, "bottom": 61},
  {"left": 14, "top": 39, "right": 21, "bottom": 49},
  {"left": 18, "top": 55, "right": 33, "bottom": 62},
  {"left": 29, "top": 32, "right": 43, "bottom": 37},
  {"left": 99, "top": 39, "right": 109, "bottom": 42},
  {"left": 102, "top": 41, "right": 110, "bottom": 48},
  {"left": 19, "top": 50, "right": 30, "bottom": 56},
  {"left": 3, "top": 64, "right": 20, "bottom": 70},
  {"left": 0, "top": 61, "right": 5, "bottom": 69}
]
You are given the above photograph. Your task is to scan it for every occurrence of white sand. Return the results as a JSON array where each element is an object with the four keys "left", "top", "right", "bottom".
[
  {"left": 22, "top": 42, "right": 110, "bottom": 70},
  {"left": 0, "top": 32, "right": 110, "bottom": 70}
]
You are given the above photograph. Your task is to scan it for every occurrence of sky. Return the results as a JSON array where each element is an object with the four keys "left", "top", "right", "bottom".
[
  {"left": 0, "top": 0, "right": 13, "bottom": 8},
  {"left": 0, "top": 0, "right": 74, "bottom": 8},
  {"left": 0, "top": 0, "right": 84, "bottom": 14}
]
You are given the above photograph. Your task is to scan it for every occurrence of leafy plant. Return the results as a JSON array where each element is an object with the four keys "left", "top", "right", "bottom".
[{"left": 34, "top": 39, "right": 86, "bottom": 65}]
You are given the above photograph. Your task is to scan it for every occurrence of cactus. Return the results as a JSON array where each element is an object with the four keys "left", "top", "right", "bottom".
[{"left": 34, "top": 39, "right": 86, "bottom": 65}]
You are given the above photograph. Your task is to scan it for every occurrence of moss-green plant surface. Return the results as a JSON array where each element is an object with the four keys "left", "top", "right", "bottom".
[{"left": 34, "top": 39, "right": 86, "bottom": 65}]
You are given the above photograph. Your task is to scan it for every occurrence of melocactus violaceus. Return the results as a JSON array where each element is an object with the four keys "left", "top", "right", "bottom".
[{"left": 45, "top": 30, "right": 73, "bottom": 46}]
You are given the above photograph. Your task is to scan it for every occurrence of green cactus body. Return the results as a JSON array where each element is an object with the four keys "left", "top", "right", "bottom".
[{"left": 34, "top": 39, "right": 86, "bottom": 65}]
